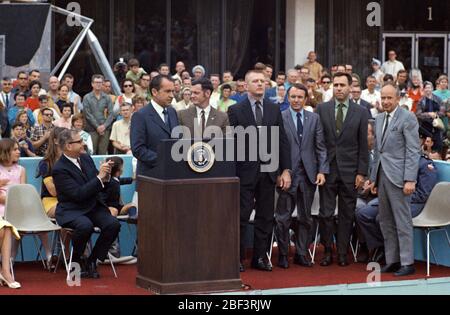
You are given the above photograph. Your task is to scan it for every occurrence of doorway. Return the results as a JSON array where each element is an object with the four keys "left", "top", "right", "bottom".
[{"left": 383, "top": 33, "right": 449, "bottom": 83}]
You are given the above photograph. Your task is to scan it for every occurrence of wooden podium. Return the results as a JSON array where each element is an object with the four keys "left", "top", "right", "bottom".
[{"left": 136, "top": 139, "right": 242, "bottom": 294}]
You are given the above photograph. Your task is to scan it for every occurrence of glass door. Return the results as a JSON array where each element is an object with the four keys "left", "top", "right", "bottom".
[
  {"left": 382, "top": 33, "right": 414, "bottom": 70},
  {"left": 415, "top": 34, "right": 448, "bottom": 83}
]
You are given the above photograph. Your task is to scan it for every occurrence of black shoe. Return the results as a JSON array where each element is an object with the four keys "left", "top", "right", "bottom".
[
  {"left": 251, "top": 257, "right": 272, "bottom": 271},
  {"left": 381, "top": 262, "right": 401, "bottom": 273},
  {"left": 86, "top": 260, "right": 100, "bottom": 279},
  {"left": 277, "top": 255, "right": 289, "bottom": 269},
  {"left": 294, "top": 255, "right": 312, "bottom": 267},
  {"left": 320, "top": 248, "right": 333, "bottom": 267},
  {"left": 394, "top": 265, "right": 415, "bottom": 277},
  {"left": 239, "top": 262, "right": 245, "bottom": 273},
  {"left": 338, "top": 254, "right": 349, "bottom": 267}
]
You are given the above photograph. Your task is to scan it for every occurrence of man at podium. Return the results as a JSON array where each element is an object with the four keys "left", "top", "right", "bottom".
[{"left": 131, "top": 75, "right": 179, "bottom": 177}]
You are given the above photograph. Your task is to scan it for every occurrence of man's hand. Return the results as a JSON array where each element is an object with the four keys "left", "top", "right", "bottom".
[
  {"left": 368, "top": 181, "right": 377, "bottom": 195},
  {"left": 355, "top": 174, "right": 365, "bottom": 189},
  {"left": 97, "top": 125, "right": 106, "bottom": 134},
  {"left": 98, "top": 160, "right": 114, "bottom": 182},
  {"left": 403, "top": 181, "right": 416, "bottom": 196},
  {"left": 315, "top": 173, "right": 326, "bottom": 186},
  {"left": 278, "top": 170, "right": 292, "bottom": 192}
]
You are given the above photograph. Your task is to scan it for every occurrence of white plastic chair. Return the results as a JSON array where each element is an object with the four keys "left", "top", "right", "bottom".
[
  {"left": 413, "top": 182, "right": 450, "bottom": 276},
  {"left": 4, "top": 184, "right": 65, "bottom": 273}
]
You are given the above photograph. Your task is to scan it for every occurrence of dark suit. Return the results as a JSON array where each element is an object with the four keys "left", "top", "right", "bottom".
[
  {"left": 131, "top": 102, "right": 179, "bottom": 177},
  {"left": 53, "top": 154, "right": 121, "bottom": 263},
  {"left": 275, "top": 109, "right": 328, "bottom": 257},
  {"left": 316, "top": 100, "right": 368, "bottom": 256},
  {"left": 99, "top": 177, "right": 133, "bottom": 210},
  {"left": 177, "top": 106, "right": 229, "bottom": 138},
  {"left": 353, "top": 98, "right": 373, "bottom": 119},
  {"left": 228, "top": 97, "right": 291, "bottom": 261}
]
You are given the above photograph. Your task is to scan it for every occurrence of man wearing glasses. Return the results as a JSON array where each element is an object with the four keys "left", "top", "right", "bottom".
[
  {"left": 1, "top": 77, "right": 14, "bottom": 110},
  {"left": 11, "top": 72, "right": 30, "bottom": 101},
  {"left": 31, "top": 107, "right": 55, "bottom": 157},
  {"left": 83, "top": 74, "right": 115, "bottom": 155},
  {"left": 319, "top": 75, "right": 333, "bottom": 103}
]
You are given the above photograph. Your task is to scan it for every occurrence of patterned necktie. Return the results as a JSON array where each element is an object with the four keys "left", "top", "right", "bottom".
[
  {"left": 336, "top": 103, "right": 344, "bottom": 134},
  {"left": 255, "top": 101, "right": 263, "bottom": 126}
]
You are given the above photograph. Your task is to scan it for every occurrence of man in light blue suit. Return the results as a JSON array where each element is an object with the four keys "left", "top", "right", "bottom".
[
  {"left": 275, "top": 83, "right": 329, "bottom": 269},
  {"left": 369, "top": 84, "right": 420, "bottom": 276},
  {"left": 131, "top": 75, "right": 179, "bottom": 177}
]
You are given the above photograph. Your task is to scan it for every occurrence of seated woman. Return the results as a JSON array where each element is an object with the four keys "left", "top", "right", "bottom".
[
  {"left": 0, "top": 219, "right": 21, "bottom": 289},
  {"left": 0, "top": 139, "right": 53, "bottom": 270},
  {"left": 36, "top": 127, "right": 65, "bottom": 219}
]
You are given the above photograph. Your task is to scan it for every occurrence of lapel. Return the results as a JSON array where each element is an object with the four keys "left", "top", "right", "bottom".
[
  {"left": 148, "top": 103, "right": 171, "bottom": 135},
  {"left": 186, "top": 106, "right": 197, "bottom": 133},
  {"left": 302, "top": 110, "right": 311, "bottom": 145},
  {"left": 380, "top": 107, "right": 401, "bottom": 149},
  {"left": 340, "top": 101, "right": 356, "bottom": 136},
  {"left": 327, "top": 102, "right": 338, "bottom": 138},
  {"left": 262, "top": 100, "right": 271, "bottom": 126},
  {"left": 207, "top": 107, "right": 217, "bottom": 127},
  {"left": 242, "top": 99, "right": 257, "bottom": 126},
  {"left": 62, "top": 155, "right": 88, "bottom": 182},
  {"left": 284, "top": 110, "right": 300, "bottom": 146}
]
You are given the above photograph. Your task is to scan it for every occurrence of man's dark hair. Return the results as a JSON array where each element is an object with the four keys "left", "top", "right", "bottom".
[
  {"left": 333, "top": 72, "right": 353, "bottom": 85},
  {"left": 14, "top": 92, "right": 27, "bottom": 101},
  {"left": 287, "top": 83, "right": 309, "bottom": 99},
  {"left": 17, "top": 71, "right": 27, "bottom": 79},
  {"left": 306, "top": 78, "right": 316, "bottom": 84},
  {"left": 150, "top": 75, "right": 173, "bottom": 92},
  {"left": 192, "top": 78, "right": 214, "bottom": 94},
  {"left": 62, "top": 73, "right": 74, "bottom": 81},
  {"left": 276, "top": 71, "right": 286, "bottom": 77},
  {"left": 41, "top": 107, "right": 53, "bottom": 115},
  {"left": 29, "top": 69, "right": 40, "bottom": 76},
  {"left": 106, "top": 156, "right": 124, "bottom": 176},
  {"left": 321, "top": 74, "right": 332, "bottom": 82}
]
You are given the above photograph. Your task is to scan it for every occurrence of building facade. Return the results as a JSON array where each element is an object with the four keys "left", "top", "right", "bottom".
[{"left": 51, "top": 0, "right": 449, "bottom": 93}]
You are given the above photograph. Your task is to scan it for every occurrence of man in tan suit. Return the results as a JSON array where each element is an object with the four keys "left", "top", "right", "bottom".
[{"left": 178, "top": 78, "right": 229, "bottom": 139}]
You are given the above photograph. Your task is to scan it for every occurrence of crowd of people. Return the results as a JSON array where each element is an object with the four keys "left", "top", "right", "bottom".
[{"left": 0, "top": 49, "right": 449, "bottom": 288}]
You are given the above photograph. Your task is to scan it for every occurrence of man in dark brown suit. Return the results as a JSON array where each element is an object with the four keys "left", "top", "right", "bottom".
[{"left": 178, "top": 78, "right": 229, "bottom": 139}]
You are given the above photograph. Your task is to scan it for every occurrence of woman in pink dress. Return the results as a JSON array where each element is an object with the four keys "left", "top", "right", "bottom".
[{"left": 0, "top": 139, "right": 24, "bottom": 289}]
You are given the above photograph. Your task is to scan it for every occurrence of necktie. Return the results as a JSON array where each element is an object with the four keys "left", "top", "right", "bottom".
[
  {"left": 163, "top": 108, "right": 170, "bottom": 129},
  {"left": 201, "top": 110, "right": 206, "bottom": 137},
  {"left": 336, "top": 103, "right": 344, "bottom": 134},
  {"left": 382, "top": 113, "right": 390, "bottom": 141},
  {"left": 297, "top": 112, "right": 303, "bottom": 149},
  {"left": 76, "top": 158, "right": 83, "bottom": 172},
  {"left": 255, "top": 101, "right": 263, "bottom": 126},
  {"left": 5, "top": 94, "right": 9, "bottom": 109}
]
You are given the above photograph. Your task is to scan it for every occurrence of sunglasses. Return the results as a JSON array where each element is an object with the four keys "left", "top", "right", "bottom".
[
  {"left": 322, "top": 81, "right": 331, "bottom": 84},
  {"left": 123, "top": 85, "right": 133, "bottom": 88},
  {"left": 69, "top": 139, "right": 83, "bottom": 144}
]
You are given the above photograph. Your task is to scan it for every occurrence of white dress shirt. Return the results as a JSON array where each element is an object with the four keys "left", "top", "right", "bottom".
[
  {"left": 196, "top": 105, "right": 211, "bottom": 128},
  {"left": 64, "top": 154, "right": 104, "bottom": 187},
  {"left": 151, "top": 99, "right": 167, "bottom": 123}
]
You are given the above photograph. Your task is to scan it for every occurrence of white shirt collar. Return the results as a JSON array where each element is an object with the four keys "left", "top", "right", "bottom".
[
  {"left": 196, "top": 105, "right": 211, "bottom": 116},
  {"left": 151, "top": 99, "right": 165, "bottom": 115},
  {"left": 386, "top": 105, "right": 399, "bottom": 118},
  {"left": 64, "top": 154, "right": 81, "bottom": 169}
]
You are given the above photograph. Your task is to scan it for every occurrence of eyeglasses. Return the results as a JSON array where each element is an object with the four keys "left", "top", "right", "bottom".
[
  {"left": 69, "top": 139, "right": 83, "bottom": 144},
  {"left": 123, "top": 85, "right": 133, "bottom": 88},
  {"left": 2, "top": 83, "right": 11, "bottom": 86}
]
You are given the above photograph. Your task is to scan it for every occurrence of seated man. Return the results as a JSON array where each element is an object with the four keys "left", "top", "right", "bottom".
[
  {"left": 52, "top": 129, "right": 121, "bottom": 279},
  {"left": 355, "top": 153, "right": 438, "bottom": 263}
]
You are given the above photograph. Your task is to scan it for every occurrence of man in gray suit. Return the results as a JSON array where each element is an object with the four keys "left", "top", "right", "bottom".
[
  {"left": 178, "top": 78, "right": 229, "bottom": 138},
  {"left": 369, "top": 84, "right": 420, "bottom": 276},
  {"left": 275, "top": 83, "right": 328, "bottom": 268}
]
